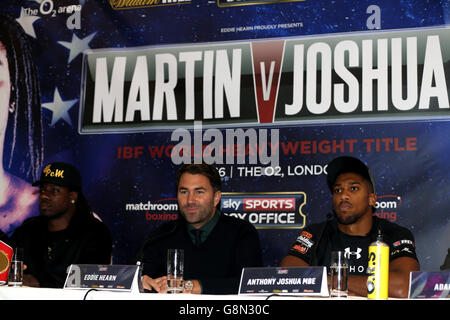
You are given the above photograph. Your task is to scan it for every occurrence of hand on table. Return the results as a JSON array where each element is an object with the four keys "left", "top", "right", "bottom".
[{"left": 142, "top": 275, "right": 167, "bottom": 293}]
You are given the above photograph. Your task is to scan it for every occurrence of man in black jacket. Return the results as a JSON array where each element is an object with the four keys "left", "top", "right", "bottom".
[
  {"left": 9, "top": 162, "right": 112, "bottom": 288},
  {"left": 139, "top": 163, "right": 263, "bottom": 294}
]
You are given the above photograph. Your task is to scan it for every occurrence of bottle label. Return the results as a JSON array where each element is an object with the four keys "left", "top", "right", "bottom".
[{"left": 367, "top": 245, "right": 389, "bottom": 299}]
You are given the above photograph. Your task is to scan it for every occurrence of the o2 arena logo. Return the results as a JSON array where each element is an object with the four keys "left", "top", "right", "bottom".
[{"left": 221, "top": 192, "right": 306, "bottom": 229}]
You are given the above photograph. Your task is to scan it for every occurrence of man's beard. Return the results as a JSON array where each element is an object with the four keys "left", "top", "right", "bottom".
[
  {"left": 336, "top": 213, "right": 360, "bottom": 225},
  {"left": 43, "top": 209, "right": 67, "bottom": 220},
  {"left": 333, "top": 208, "right": 364, "bottom": 225},
  {"left": 180, "top": 203, "right": 214, "bottom": 226},
  {"left": 40, "top": 201, "right": 69, "bottom": 220}
]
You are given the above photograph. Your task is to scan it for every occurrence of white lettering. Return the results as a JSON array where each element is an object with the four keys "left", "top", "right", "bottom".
[
  {"left": 153, "top": 53, "right": 178, "bottom": 120},
  {"left": 214, "top": 49, "right": 242, "bottom": 118},
  {"left": 93, "top": 57, "right": 126, "bottom": 123},
  {"left": 419, "top": 35, "right": 449, "bottom": 109},
  {"left": 125, "top": 56, "right": 150, "bottom": 121}
]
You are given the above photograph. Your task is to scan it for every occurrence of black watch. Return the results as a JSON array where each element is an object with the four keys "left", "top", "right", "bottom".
[{"left": 184, "top": 280, "right": 194, "bottom": 293}]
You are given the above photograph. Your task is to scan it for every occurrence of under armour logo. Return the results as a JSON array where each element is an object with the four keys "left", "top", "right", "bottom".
[{"left": 344, "top": 247, "right": 362, "bottom": 259}]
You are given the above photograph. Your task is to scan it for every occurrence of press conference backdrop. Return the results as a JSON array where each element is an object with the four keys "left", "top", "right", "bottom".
[{"left": 0, "top": 0, "right": 449, "bottom": 272}]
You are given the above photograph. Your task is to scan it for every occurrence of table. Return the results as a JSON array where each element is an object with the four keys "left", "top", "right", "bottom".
[
  {"left": 0, "top": 285, "right": 446, "bottom": 319},
  {"left": 0, "top": 285, "right": 352, "bottom": 300},
  {"left": 0, "top": 285, "right": 370, "bottom": 317}
]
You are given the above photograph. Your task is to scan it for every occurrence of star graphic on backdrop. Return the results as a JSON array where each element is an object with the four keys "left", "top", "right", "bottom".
[
  {"left": 58, "top": 32, "right": 97, "bottom": 63},
  {"left": 42, "top": 88, "right": 78, "bottom": 127},
  {"left": 16, "top": 7, "right": 40, "bottom": 38}
]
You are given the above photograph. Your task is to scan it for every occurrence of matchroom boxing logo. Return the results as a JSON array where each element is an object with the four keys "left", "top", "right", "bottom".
[
  {"left": 125, "top": 198, "right": 179, "bottom": 221},
  {"left": 220, "top": 192, "right": 306, "bottom": 229},
  {"left": 374, "top": 195, "right": 402, "bottom": 222}
]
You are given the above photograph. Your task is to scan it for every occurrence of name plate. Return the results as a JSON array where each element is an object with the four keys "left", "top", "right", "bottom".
[
  {"left": 409, "top": 271, "right": 450, "bottom": 299},
  {"left": 64, "top": 264, "right": 140, "bottom": 292},
  {"left": 239, "top": 266, "right": 328, "bottom": 296}
]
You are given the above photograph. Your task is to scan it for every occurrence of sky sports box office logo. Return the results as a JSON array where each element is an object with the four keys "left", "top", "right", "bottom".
[
  {"left": 220, "top": 192, "right": 306, "bottom": 229},
  {"left": 126, "top": 192, "right": 306, "bottom": 229},
  {"left": 127, "top": 193, "right": 399, "bottom": 227}
]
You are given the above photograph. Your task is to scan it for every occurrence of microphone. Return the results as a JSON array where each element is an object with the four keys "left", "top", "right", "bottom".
[{"left": 310, "top": 213, "right": 333, "bottom": 266}]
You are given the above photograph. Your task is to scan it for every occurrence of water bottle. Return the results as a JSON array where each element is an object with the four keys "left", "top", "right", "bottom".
[{"left": 367, "top": 229, "right": 389, "bottom": 299}]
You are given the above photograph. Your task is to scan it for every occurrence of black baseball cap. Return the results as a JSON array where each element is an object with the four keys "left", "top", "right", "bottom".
[
  {"left": 326, "top": 156, "right": 376, "bottom": 193},
  {"left": 32, "top": 162, "right": 82, "bottom": 191}
]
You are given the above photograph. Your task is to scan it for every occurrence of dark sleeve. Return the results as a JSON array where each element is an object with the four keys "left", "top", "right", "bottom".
[
  {"left": 388, "top": 226, "right": 418, "bottom": 262},
  {"left": 140, "top": 240, "right": 166, "bottom": 279},
  {"left": 8, "top": 223, "right": 53, "bottom": 287},
  {"left": 44, "top": 222, "right": 112, "bottom": 288},
  {"left": 200, "top": 221, "right": 263, "bottom": 294},
  {"left": 139, "top": 222, "right": 178, "bottom": 279},
  {"left": 38, "top": 267, "right": 66, "bottom": 288},
  {"left": 285, "top": 224, "right": 324, "bottom": 265}
]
